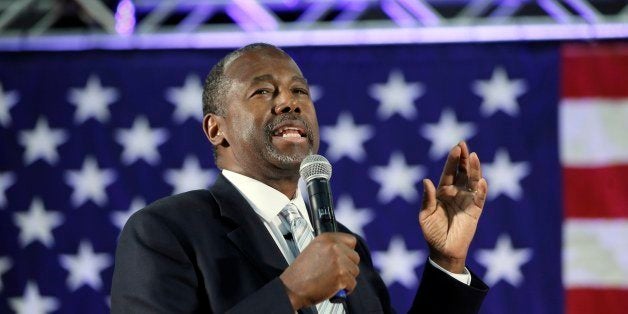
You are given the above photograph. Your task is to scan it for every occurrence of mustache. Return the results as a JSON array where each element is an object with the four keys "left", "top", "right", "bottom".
[{"left": 264, "top": 113, "right": 315, "bottom": 140}]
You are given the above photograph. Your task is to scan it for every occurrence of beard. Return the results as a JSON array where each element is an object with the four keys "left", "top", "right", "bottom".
[{"left": 257, "top": 113, "right": 317, "bottom": 168}]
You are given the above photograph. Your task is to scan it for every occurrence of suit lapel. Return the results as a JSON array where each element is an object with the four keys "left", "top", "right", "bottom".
[
  {"left": 209, "top": 174, "right": 288, "bottom": 280},
  {"left": 209, "top": 175, "right": 344, "bottom": 314}
]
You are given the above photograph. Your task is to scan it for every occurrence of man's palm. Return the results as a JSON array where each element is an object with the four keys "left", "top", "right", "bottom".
[{"left": 418, "top": 142, "right": 488, "bottom": 272}]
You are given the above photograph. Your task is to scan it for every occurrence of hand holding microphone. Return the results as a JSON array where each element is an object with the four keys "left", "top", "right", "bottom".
[
  {"left": 279, "top": 155, "right": 360, "bottom": 310},
  {"left": 299, "top": 155, "right": 349, "bottom": 303}
]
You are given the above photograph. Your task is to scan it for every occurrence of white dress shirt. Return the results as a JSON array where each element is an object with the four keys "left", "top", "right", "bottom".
[
  {"left": 222, "top": 170, "right": 310, "bottom": 263},
  {"left": 221, "top": 169, "right": 471, "bottom": 285}
]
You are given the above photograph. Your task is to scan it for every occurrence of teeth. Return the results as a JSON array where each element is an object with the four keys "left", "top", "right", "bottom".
[{"left": 274, "top": 126, "right": 303, "bottom": 137}]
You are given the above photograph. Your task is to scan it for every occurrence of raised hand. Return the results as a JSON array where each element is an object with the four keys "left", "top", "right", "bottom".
[
  {"left": 419, "top": 141, "right": 488, "bottom": 273},
  {"left": 279, "top": 233, "right": 360, "bottom": 310}
]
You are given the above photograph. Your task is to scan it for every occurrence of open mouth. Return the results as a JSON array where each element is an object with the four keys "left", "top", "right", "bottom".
[{"left": 271, "top": 122, "right": 307, "bottom": 139}]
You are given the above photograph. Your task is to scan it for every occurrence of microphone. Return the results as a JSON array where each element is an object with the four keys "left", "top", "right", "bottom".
[{"left": 299, "top": 154, "right": 347, "bottom": 303}]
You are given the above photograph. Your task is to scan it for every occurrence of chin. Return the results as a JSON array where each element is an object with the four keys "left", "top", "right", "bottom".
[
  {"left": 263, "top": 141, "right": 315, "bottom": 169},
  {"left": 275, "top": 155, "right": 304, "bottom": 167},
  {"left": 268, "top": 151, "right": 308, "bottom": 169}
]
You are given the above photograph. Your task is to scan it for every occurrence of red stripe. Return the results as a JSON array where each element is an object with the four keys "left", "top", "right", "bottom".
[
  {"left": 567, "top": 289, "right": 628, "bottom": 314},
  {"left": 561, "top": 43, "right": 628, "bottom": 98},
  {"left": 563, "top": 165, "right": 628, "bottom": 218}
]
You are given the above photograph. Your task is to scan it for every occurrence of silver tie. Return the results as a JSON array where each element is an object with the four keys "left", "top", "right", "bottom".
[{"left": 279, "top": 203, "right": 344, "bottom": 314}]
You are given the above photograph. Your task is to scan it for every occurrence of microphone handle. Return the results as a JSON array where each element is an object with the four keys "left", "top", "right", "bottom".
[{"left": 306, "top": 178, "right": 347, "bottom": 304}]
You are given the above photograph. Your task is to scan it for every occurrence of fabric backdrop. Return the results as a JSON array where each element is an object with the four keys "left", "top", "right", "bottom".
[{"left": 0, "top": 42, "right": 626, "bottom": 313}]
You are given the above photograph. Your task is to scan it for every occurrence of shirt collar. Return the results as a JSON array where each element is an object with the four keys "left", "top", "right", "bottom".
[{"left": 221, "top": 169, "right": 310, "bottom": 224}]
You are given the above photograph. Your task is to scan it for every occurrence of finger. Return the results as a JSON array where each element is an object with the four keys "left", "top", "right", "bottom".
[
  {"left": 320, "top": 233, "right": 357, "bottom": 249},
  {"left": 338, "top": 254, "right": 361, "bottom": 278},
  {"left": 334, "top": 233, "right": 357, "bottom": 249},
  {"left": 472, "top": 178, "right": 488, "bottom": 214},
  {"left": 351, "top": 262, "right": 360, "bottom": 278},
  {"left": 468, "top": 152, "right": 482, "bottom": 191},
  {"left": 455, "top": 141, "right": 471, "bottom": 187},
  {"left": 438, "top": 145, "right": 461, "bottom": 187},
  {"left": 333, "top": 256, "right": 359, "bottom": 295},
  {"left": 419, "top": 179, "right": 437, "bottom": 222},
  {"left": 336, "top": 243, "right": 360, "bottom": 265},
  {"left": 343, "top": 276, "right": 358, "bottom": 295}
]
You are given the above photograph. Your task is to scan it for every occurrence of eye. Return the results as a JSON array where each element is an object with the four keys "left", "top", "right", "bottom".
[
  {"left": 252, "top": 89, "right": 272, "bottom": 96},
  {"left": 293, "top": 88, "right": 309, "bottom": 96}
]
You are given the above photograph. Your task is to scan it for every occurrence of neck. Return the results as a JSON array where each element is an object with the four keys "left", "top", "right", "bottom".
[
  {"left": 263, "top": 176, "right": 299, "bottom": 199},
  {"left": 223, "top": 167, "right": 300, "bottom": 199},
  {"left": 217, "top": 151, "right": 304, "bottom": 198}
]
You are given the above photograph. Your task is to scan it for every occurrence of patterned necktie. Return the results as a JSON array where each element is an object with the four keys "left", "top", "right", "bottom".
[{"left": 279, "top": 203, "right": 344, "bottom": 314}]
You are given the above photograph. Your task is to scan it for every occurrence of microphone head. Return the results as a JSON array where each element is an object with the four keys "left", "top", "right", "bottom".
[{"left": 300, "top": 154, "right": 332, "bottom": 182}]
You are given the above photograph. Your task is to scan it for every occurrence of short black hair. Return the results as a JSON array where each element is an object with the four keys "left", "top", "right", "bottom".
[
  {"left": 202, "top": 43, "right": 289, "bottom": 117},
  {"left": 202, "top": 43, "right": 290, "bottom": 163}
]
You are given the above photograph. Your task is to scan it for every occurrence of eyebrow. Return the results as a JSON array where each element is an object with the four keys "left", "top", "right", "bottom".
[{"left": 251, "top": 74, "right": 308, "bottom": 85}]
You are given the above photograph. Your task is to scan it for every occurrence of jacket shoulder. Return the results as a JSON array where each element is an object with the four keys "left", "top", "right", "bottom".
[
  {"left": 146, "top": 189, "right": 215, "bottom": 213},
  {"left": 123, "top": 189, "right": 221, "bottom": 234}
]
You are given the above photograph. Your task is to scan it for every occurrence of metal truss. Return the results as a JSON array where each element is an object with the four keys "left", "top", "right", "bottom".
[{"left": 0, "top": 0, "right": 626, "bottom": 50}]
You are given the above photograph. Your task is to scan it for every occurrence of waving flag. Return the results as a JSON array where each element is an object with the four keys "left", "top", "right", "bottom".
[
  {"left": 560, "top": 43, "right": 628, "bottom": 314},
  {"left": 0, "top": 42, "right": 626, "bottom": 313}
]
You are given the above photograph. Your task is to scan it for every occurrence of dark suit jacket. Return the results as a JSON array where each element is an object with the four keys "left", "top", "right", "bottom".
[{"left": 111, "top": 174, "right": 488, "bottom": 313}]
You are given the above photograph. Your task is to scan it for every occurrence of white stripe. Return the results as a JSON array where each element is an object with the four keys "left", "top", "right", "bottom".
[
  {"left": 559, "top": 98, "right": 628, "bottom": 167},
  {"left": 563, "top": 218, "right": 628, "bottom": 288}
]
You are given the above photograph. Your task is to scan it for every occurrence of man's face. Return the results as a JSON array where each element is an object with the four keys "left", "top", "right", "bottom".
[{"left": 220, "top": 48, "right": 319, "bottom": 177}]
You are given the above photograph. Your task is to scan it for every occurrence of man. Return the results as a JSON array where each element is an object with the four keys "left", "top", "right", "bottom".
[{"left": 111, "top": 43, "right": 489, "bottom": 313}]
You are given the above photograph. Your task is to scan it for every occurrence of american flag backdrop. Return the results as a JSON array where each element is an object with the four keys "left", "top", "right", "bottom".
[{"left": 0, "top": 42, "right": 626, "bottom": 314}]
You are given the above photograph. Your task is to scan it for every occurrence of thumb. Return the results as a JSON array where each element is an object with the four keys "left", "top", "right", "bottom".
[{"left": 418, "top": 179, "right": 437, "bottom": 222}]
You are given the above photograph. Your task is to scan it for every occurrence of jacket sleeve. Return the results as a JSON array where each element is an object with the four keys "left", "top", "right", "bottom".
[
  {"left": 408, "top": 260, "right": 489, "bottom": 314},
  {"left": 341, "top": 223, "right": 488, "bottom": 314},
  {"left": 110, "top": 210, "right": 295, "bottom": 314}
]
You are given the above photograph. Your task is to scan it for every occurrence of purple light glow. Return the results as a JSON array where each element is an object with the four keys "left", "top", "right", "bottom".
[
  {"left": 232, "top": 0, "right": 279, "bottom": 31},
  {"left": 1, "top": 24, "right": 627, "bottom": 51},
  {"left": 381, "top": 0, "right": 417, "bottom": 27},
  {"left": 397, "top": 0, "right": 440, "bottom": 26},
  {"left": 226, "top": 4, "right": 260, "bottom": 32},
  {"left": 115, "top": 0, "right": 136, "bottom": 36},
  {"left": 564, "top": 0, "right": 599, "bottom": 23},
  {"left": 333, "top": 1, "right": 369, "bottom": 25},
  {"left": 283, "top": 0, "right": 301, "bottom": 9},
  {"left": 538, "top": 0, "right": 571, "bottom": 24},
  {"left": 297, "top": 2, "right": 334, "bottom": 25}
]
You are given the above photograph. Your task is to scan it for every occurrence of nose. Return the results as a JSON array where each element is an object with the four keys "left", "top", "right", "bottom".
[{"left": 272, "top": 90, "right": 301, "bottom": 115}]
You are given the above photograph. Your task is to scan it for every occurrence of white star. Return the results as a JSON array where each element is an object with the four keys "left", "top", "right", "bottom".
[
  {"left": 17, "top": 117, "right": 68, "bottom": 165},
  {"left": 166, "top": 74, "right": 204, "bottom": 123},
  {"left": 110, "top": 197, "right": 146, "bottom": 231},
  {"left": 483, "top": 148, "right": 531, "bottom": 200},
  {"left": 420, "top": 109, "right": 476, "bottom": 160},
  {"left": 309, "top": 85, "right": 323, "bottom": 103},
  {"left": 64, "top": 156, "right": 117, "bottom": 208},
  {"left": 115, "top": 116, "right": 169, "bottom": 165},
  {"left": 475, "top": 234, "right": 533, "bottom": 286},
  {"left": 370, "top": 152, "right": 425, "bottom": 203},
  {"left": 373, "top": 236, "right": 426, "bottom": 288},
  {"left": 0, "top": 171, "right": 16, "bottom": 208},
  {"left": 0, "top": 82, "right": 19, "bottom": 127},
  {"left": 59, "top": 240, "right": 113, "bottom": 291},
  {"left": 334, "top": 195, "right": 375, "bottom": 238},
  {"left": 0, "top": 256, "right": 12, "bottom": 292},
  {"left": 321, "top": 112, "right": 374, "bottom": 163},
  {"left": 472, "top": 66, "right": 527, "bottom": 117},
  {"left": 8, "top": 281, "right": 59, "bottom": 314},
  {"left": 369, "top": 70, "right": 424, "bottom": 120},
  {"left": 164, "top": 155, "right": 216, "bottom": 195},
  {"left": 13, "top": 198, "right": 64, "bottom": 248},
  {"left": 67, "top": 75, "right": 119, "bottom": 124}
]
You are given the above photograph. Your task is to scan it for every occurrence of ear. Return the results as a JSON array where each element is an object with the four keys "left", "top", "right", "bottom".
[{"left": 203, "top": 114, "right": 227, "bottom": 147}]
